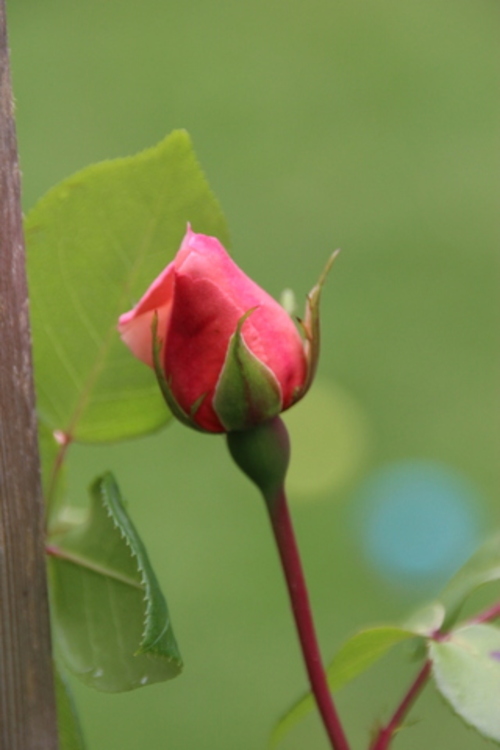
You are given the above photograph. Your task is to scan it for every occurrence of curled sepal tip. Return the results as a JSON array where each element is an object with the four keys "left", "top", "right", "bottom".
[{"left": 297, "top": 248, "right": 340, "bottom": 400}]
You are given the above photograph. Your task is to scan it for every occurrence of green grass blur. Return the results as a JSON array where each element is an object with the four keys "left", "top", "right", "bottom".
[{"left": 8, "top": 0, "right": 498, "bottom": 748}]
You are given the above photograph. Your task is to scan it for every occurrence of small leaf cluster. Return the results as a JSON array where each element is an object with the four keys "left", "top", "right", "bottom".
[{"left": 271, "top": 535, "right": 500, "bottom": 747}]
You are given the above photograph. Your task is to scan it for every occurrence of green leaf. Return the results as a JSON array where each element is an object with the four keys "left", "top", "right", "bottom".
[
  {"left": 403, "top": 602, "right": 446, "bottom": 635},
  {"left": 26, "top": 130, "right": 229, "bottom": 443},
  {"left": 430, "top": 624, "right": 500, "bottom": 742},
  {"left": 48, "top": 472, "right": 182, "bottom": 691},
  {"left": 326, "top": 626, "right": 422, "bottom": 690},
  {"left": 54, "top": 663, "right": 86, "bottom": 750},
  {"left": 269, "top": 625, "right": 419, "bottom": 748},
  {"left": 440, "top": 534, "right": 500, "bottom": 629}
]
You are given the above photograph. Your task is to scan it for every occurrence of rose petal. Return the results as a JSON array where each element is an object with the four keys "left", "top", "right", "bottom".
[{"left": 118, "top": 262, "right": 175, "bottom": 366}]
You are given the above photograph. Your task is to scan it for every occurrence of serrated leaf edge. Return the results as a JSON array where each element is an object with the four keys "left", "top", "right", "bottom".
[{"left": 91, "top": 473, "right": 181, "bottom": 665}]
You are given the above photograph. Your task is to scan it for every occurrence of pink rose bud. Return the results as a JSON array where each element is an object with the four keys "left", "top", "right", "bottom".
[{"left": 118, "top": 226, "right": 336, "bottom": 433}]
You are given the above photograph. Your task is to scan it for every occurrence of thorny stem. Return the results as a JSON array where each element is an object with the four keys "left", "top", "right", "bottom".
[
  {"left": 369, "top": 661, "right": 431, "bottom": 750},
  {"left": 267, "top": 488, "right": 350, "bottom": 750},
  {"left": 370, "top": 599, "right": 500, "bottom": 750}
]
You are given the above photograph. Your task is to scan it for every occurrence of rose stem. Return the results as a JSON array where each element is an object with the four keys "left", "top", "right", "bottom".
[
  {"left": 266, "top": 487, "right": 350, "bottom": 750},
  {"left": 470, "top": 600, "right": 500, "bottom": 625},
  {"left": 369, "top": 661, "right": 431, "bottom": 750},
  {"left": 369, "top": 599, "right": 500, "bottom": 750}
]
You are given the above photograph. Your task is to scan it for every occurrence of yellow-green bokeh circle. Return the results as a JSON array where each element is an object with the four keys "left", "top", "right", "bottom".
[{"left": 283, "top": 379, "right": 370, "bottom": 501}]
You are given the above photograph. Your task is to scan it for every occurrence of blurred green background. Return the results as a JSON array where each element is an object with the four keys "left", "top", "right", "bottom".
[{"left": 8, "top": 0, "right": 498, "bottom": 748}]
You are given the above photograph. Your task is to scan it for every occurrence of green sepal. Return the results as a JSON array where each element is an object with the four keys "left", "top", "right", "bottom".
[
  {"left": 151, "top": 313, "right": 209, "bottom": 433},
  {"left": 296, "top": 249, "right": 340, "bottom": 401},
  {"left": 213, "top": 310, "right": 282, "bottom": 431}
]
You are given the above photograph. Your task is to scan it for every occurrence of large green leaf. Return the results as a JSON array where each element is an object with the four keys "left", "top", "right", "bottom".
[
  {"left": 54, "top": 663, "right": 86, "bottom": 750},
  {"left": 48, "top": 472, "right": 182, "bottom": 692},
  {"left": 26, "top": 130, "right": 229, "bottom": 443},
  {"left": 430, "top": 624, "right": 500, "bottom": 743},
  {"left": 269, "top": 625, "right": 420, "bottom": 747},
  {"left": 440, "top": 534, "right": 500, "bottom": 629}
]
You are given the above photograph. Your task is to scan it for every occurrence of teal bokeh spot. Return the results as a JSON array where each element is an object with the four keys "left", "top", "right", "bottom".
[{"left": 356, "top": 462, "right": 484, "bottom": 586}]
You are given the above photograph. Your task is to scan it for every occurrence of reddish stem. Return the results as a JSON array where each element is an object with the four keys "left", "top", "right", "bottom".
[
  {"left": 267, "top": 488, "right": 350, "bottom": 750},
  {"left": 470, "top": 601, "right": 500, "bottom": 626},
  {"left": 370, "top": 661, "right": 431, "bottom": 750}
]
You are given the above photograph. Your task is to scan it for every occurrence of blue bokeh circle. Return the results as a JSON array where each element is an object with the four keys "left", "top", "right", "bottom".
[{"left": 355, "top": 461, "right": 484, "bottom": 586}]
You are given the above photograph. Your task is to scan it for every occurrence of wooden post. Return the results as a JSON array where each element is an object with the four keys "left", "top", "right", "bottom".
[{"left": 0, "top": 3, "right": 59, "bottom": 748}]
